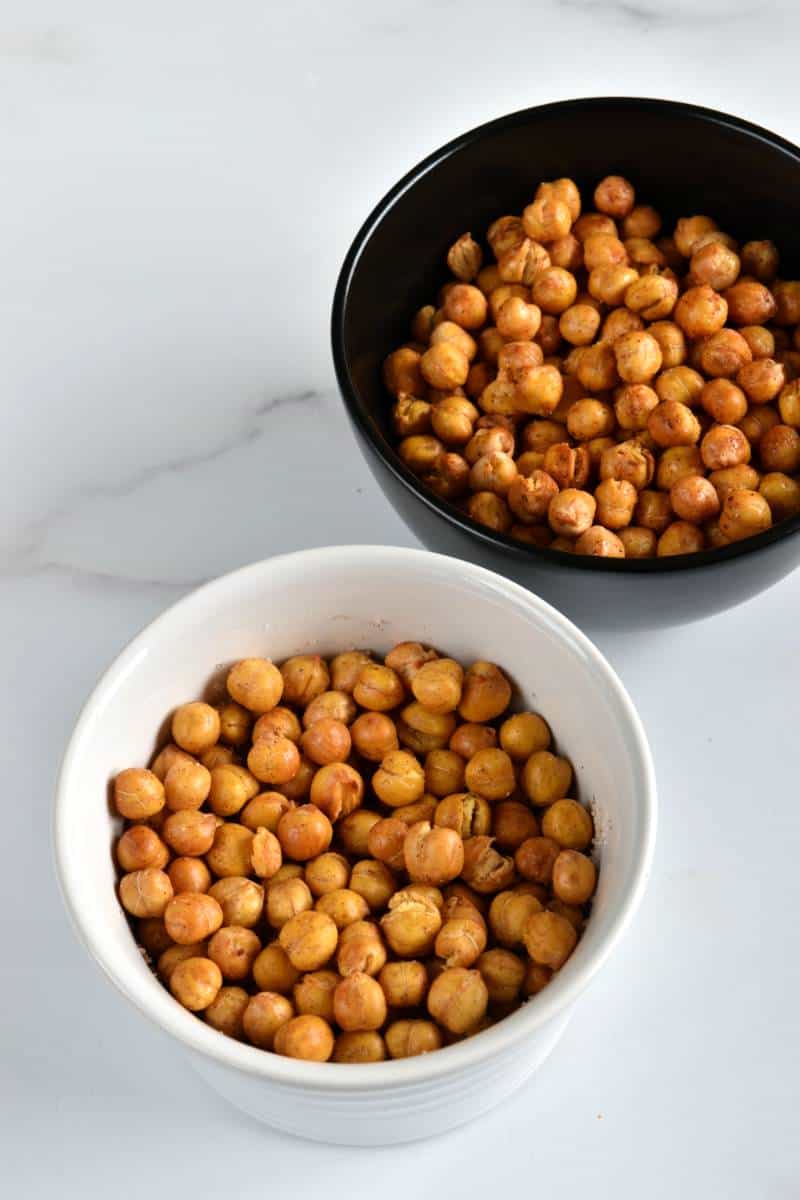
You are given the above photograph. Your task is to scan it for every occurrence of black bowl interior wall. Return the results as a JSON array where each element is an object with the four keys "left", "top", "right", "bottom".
[{"left": 333, "top": 98, "right": 800, "bottom": 629}]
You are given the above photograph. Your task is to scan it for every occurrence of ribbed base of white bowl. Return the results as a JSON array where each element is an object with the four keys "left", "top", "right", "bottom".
[{"left": 189, "top": 1011, "right": 571, "bottom": 1145}]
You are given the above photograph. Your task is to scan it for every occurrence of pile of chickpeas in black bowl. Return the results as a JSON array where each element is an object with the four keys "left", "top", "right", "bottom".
[{"left": 332, "top": 97, "right": 800, "bottom": 628}]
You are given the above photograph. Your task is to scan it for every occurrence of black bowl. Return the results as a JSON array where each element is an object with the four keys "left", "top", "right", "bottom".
[{"left": 332, "top": 97, "right": 800, "bottom": 630}]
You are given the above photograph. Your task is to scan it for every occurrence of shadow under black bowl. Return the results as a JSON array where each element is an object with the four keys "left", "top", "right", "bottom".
[{"left": 332, "top": 96, "right": 800, "bottom": 630}]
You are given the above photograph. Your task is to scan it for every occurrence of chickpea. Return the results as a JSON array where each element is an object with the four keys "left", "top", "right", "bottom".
[
  {"left": 690, "top": 241, "right": 740, "bottom": 290},
  {"left": 541, "top": 798, "right": 593, "bottom": 850},
  {"left": 619, "top": 526, "right": 657, "bottom": 558},
  {"left": 352, "top": 665, "right": 404, "bottom": 715},
  {"left": 549, "top": 233, "right": 583, "bottom": 271},
  {"left": 277, "top": 910, "right": 338, "bottom": 973},
  {"left": 435, "top": 914, "right": 487, "bottom": 968},
  {"left": 588, "top": 265, "right": 639, "bottom": 308},
  {"left": 336, "top": 920, "right": 387, "bottom": 977},
  {"left": 600, "top": 307, "right": 644, "bottom": 345},
  {"left": 114, "top": 767, "right": 165, "bottom": 821},
  {"left": 150, "top": 743, "right": 193, "bottom": 782},
  {"left": 434, "top": 792, "right": 491, "bottom": 840},
  {"left": 168, "top": 856, "right": 212, "bottom": 894},
  {"left": 614, "top": 331, "right": 663, "bottom": 384},
  {"left": 582, "top": 233, "right": 626, "bottom": 270},
  {"left": 593, "top": 479, "right": 637, "bottom": 530},
  {"left": 378, "top": 960, "right": 428, "bottom": 1009},
  {"left": 349, "top": 859, "right": 397, "bottom": 912},
  {"left": 161, "top": 758, "right": 211, "bottom": 813},
  {"left": 649, "top": 320, "right": 686, "bottom": 368},
  {"left": 760, "top": 425, "right": 800, "bottom": 474},
  {"left": 327, "top": 651, "right": 372, "bottom": 695},
  {"left": 528, "top": 267, "right": 576, "bottom": 315},
  {"left": 423, "top": 749, "right": 464, "bottom": 798},
  {"left": 566, "top": 399, "right": 615, "bottom": 442},
  {"left": 624, "top": 274, "right": 678, "bottom": 321},
  {"left": 657, "top": 521, "right": 705, "bottom": 556},
  {"left": 673, "top": 215, "right": 717, "bottom": 257},
  {"left": 709, "top": 464, "right": 761, "bottom": 504},
  {"left": 247, "top": 827, "right": 281, "bottom": 879},
  {"left": 477, "top": 948, "right": 526, "bottom": 1006},
  {"left": 447, "top": 232, "right": 483, "bottom": 281},
  {"left": 364, "top": 817, "right": 406, "bottom": 872},
  {"left": 613, "top": 383, "right": 657, "bottom": 432},
  {"left": 300, "top": 852, "right": 346, "bottom": 898},
  {"left": 494, "top": 295, "right": 540, "bottom": 341},
  {"left": 469, "top": 451, "right": 517, "bottom": 496},
  {"left": 171, "top": 703, "right": 221, "bottom": 756},
  {"left": 274, "top": 1013, "right": 335, "bottom": 1061},
  {"left": 119, "top": 868, "right": 173, "bottom": 919},
  {"left": 515, "top": 836, "right": 561, "bottom": 884},
  {"left": 601, "top": 441, "right": 654, "bottom": 491},
  {"left": 701, "top": 424, "right": 751, "bottom": 471},
  {"left": 403, "top": 822, "right": 464, "bottom": 885},
  {"left": 427, "top": 967, "right": 488, "bottom": 1034},
  {"left": 467, "top": 491, "right": 512, "bottom": 533},
  {"left": 496, "top": 715, "right": 549, "bottom": 767},
  {"left": 648, "top": 401, "right": 701, "bottom": 448},
  {"left": 489, "top": 890, "right": 543, "bottom": 948},
  {"left": 170, "top": 956, "right": 222, "bottom": 1011},
  {"left": 240, "top": 991, "right": 294, "bottom": 1050},
  {"left": 368, "top": 750, "right": 422, "bottom": 808},
  {"left": 669, "top": 475, "right": 720, "bottom": 524},
  {"left": 117, "top": 825, "right": 169, "bottom": 873},
  {"left": 559, "top": 303, "right": 601, "bottom": 347},
  {"left": 462, "top": 747, "right": 514, "bottom": 801},
  {"left": 329, "top": 972, "right": 386, "bottom": 1033},
  {"left": 443, "top": 283, "right": 488, "bottom": 331},
  {"left": 160, "top": 809, "right": 214, "bottom": 857},
  {"left": 699, "top": 329, "right": 753, "bottom": 379},
  {"left": 523, "top": 962, "right": 553, "bottom": 996},
  {"left": 497, "top": 237, "right": 551, "bottom": 286},
  {"left": 461, "top": 836, "right": 515, "bottom": 894},
  {"left": 331, "top": 1031, "right": 385, "bottom": 1063},
  {"left": 698, "top": 378, "right": 747, "bottom": 426},
  {"left": 573, "top": 213, "right": 617, "bottom": 241},
  {"left": 385, "top": 1019, "right": 443, "bottom": 1059},
  {"left": 536, "top": 314, "right": 562, "bottom": 355},
  {"left": 739, "top": 325, "right": 775, "bottom": 360},
  {"left": 253, "top": 706, "right": 302, "bottom": 744},
  {"left": 393, "top": 394, "right": 432, "bottom": 438},
  {"left": 548, "top": 898, "right": 586, "bottom": 931},
  {"left": 137, "top": 917, "right": 174, "bottom": 958},
  {"left": 654, "top": 446, "right": 703, "bottom": 492},
  {"left": 205, "top": 823, "right": 253, "bottom": 878},
  {"left": 380, "top": 888, "right": 441, "bottom": 957},
  {"left": 316, "top": 888, "right": 370, "bottom": 930},
  {"left": 552, "top": 849, "right": 597, "bottom": 905},
  {"left": 266, "top": 876, "right": 313, "bottom": 929},
  {"left": 740, "top": 404, "right": 781, "bottom": 445},
  {"left": 523, "top": 910, "right": 577, "bottom": 970},
  {"left": 204, "top": 985, "right": 249, "bottom": 1039},
  {"left": 448, "top": 727, "right": 494, "bottom": 763},
  {"left": 207, "top": 764, "right": 259, "bottom": 817},
  {"left": 548, "top": 489, "right": 596, "bottom": 538},
  {"left": 383, "top": 347, "right": 424, "bottom": 397},
  {"left": 737, "top": 359, "right": 784, "bottom": 405},
  {"left": 465, "top": 425, "right": 514, "bottom": 465},
  {"left": 725, "top": 280, "right": 777, "bottom": 326},
  {"left": 719, "top": 487, "right": 777, "bottom": 544},
  {"left": 252, "top": 942, "right": 300, "bottom": 993},
  {"left": 208, "top": 876, "right": 263, "bottom": 928},
  {"left": 337, "top": 810, "right": 382, "bottom": 857},
  {"left": 674, "top": 286, "right": 728, "bottom": 338},
  {"left": 514, "top": 364, "right": 564, "bottom": 417},
  {"left": 246, "top": 733, "right": 301, "bottom": 787},
  {"left": 298, "top": 718, "right": 350, "bottom": 767},
  {"left": 273, "top": 805, "right": 332, "bottom": 864},
  {"left": 430, "top": 395, "right": 478, "bottom": 447},
  {"left": 164, "top": 892, "right": 223, "bottom": 944},
  {"left": 739, "top": 239, "right": 779, "bottom": 282},
  {"left": 207, "top": 925, "right": 261, "bottom": 982},
  {"left": 760, "top": 473, "right": 800, "bottom": 520},
  {"left": 594, "top": 175, "right": 635, "bottom": 217},
  {"left": 240, "top": 792, "right": 292, "bottom": 834},
  {"left": 268, "top": 864, "right": 304, "bottom": 886}
]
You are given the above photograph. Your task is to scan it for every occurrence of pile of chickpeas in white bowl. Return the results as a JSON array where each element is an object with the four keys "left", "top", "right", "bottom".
[
  {"left": 113, "top": 645, "right": 597, "bottom": 1064},
  {"left": 383, "top": 174, "right": 800, "bottom": 557}
]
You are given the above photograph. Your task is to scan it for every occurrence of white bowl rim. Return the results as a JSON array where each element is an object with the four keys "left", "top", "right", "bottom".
[{"left": 54, "top": 545, "right": 657, "bottom": 1092}]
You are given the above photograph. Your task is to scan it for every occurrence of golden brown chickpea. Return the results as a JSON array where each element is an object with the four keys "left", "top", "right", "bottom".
[
  {"left": 303, "top": 852, "right": 348, "bottom": 898},
  {"left": 594, "top": 478, "right": 637, "bottom": 530},
  {"left": 114, "top": 767, "right": 165, "bottom": 820},
  {"left": 385, "top": 1019, "right": 443, "bottom": 1059},
  {"left": 364, "top": 817, "right": 406, "bottom": 872},
  {"left": 274, "top": 804, "right": 331, "bottom": 862},
  {"left": 541, "top": 798, "right": 594, "bottom": 850},
  {"left": 657, "top": 521, "right": 706, "bottom": 556},
  {"left": 337, "top": 809, "right": 382, "bottom": 857},
  {"left": 654, "top": 447, "right": 703, "bottom": 493},
  {"left": 600, "top": 440, "right": 655, "bottom": 490},
  {"left": 463, "top": 747, "right": 515, "bottom": 801},
  {"left": 164, "top": 892, "right": 223, "bottom": 944},
  {"left": 499, "top": 712, "right": 550, "bottom": 761},
  {"left": 614, "top": 331, "right": 663, "bottom": 385},
  {"left": 588, "top": 264, "right": 639, "bottom": 308},
  {"left": 460, "top": 837, "right": 515, "bottom": 894},
  {"left": 514, "top": 364, "right": 564, "bottom": 417},
  {"left": 240, "top": 792, "right": 292, "bottom": 834},
  {"left": 434, "top": 792, "right": 491, "bottom": 840},
  {"left": 377, "top": 888, "right": 440, "bottom": 958},
  {"left": 206, "top": 823, "right": 254, "bottom": 878},
  {"left": 349, "top": 713, "right": 399, "bottom": 768},
  {"left": 700, "top": 378, "right": 748, "bottom": 426},
  {"left": 674, "top": 285, "right": 728, "bottom": 338},
  {"left": 760, "top": 473, "right": 800, "bottom": 520},
  {"left": 427, "top": 966, "right": 488, "bottom": 1034},
  {"left": 430, "top": 395, "right": 478, "bottom": 447},
  {"left": 150, "top": 743, "right": 193, "bottom": 782},
  {"left": 278, "top": 910, "right": 338, "bottom": 972},
  {"left": 353, "top": 664, "right": 405, "bottom": 713},
  {"left": 477, "top": 948, "right": 526, "bottom": 1006},
  {"left": 649, "top": 320, "right": 686, "bottom": 368},
  {"left": 447, "top": 727, "right": 495, "bottom": 763},
  {"left": 572, "top": 212, "right": 616, "bottom": 241},
  {"left": 700, "top": 424, "right": 751, "bottom": 471},
  {"left": 137, "top": 916, "right": 174, "bottom": 958},
  {"left": 620, "top": 204, "right": 660, "bottom": 239},
  {"left": 279, "top": 657, "right": 330, "bottom": 709},
  {"left": 243, "top": 991, "right": 296, "bottom": 1049},
  {"left": 669, "top": 475, "right": 720, "bottom": 524},
  {"left": 624, "top": 274, "right": 678, "bottom": 321},
  {"left": 247, "top": 734, "right": 301, "bottom": 786},
  {"left": 528, "top": 267, "right": 576, "bottom": 315},
  {"left": 329, "top": 650, "right": 373, "bottom": 695},
  {"left": 453, "top": 662, "right": 510, "bottom": 724},
  {"left": 253, "top": 707, "right": 303, "bottom": 744},
  {"left": 207, "top": 876, "right": 263, "bottom": 928},
  {"left": 505, "top": 472, "right": 557, "bottom": 525},
  {"left": 566, "top": 399, "right": 615, "bottom": 442},
  {"left": 613, "top": 383, "right": 658, "bottom": 432},
  {"left": 207, "top": 925, "right": 261, "bottom": 982},
  {"left": 490, "top": 800, "right": 539, "bottom": 855},
  {"left": 719, "top": 487, "right": 777, "bottom": 544},
  {"left": 117, "top": 825, "right": 170, "bottom": 873},
  {"left": 740, "top": 240, "right": 779, "bottom": 282},
  {"left": 302, "top": 691, "right": 357, "bottom": 730},
  {"left": 736, "top": 359, "right": 784, "bottom": 405},
  {"left": 172, "top": 702, "right": 221, "bottom": 756},
  {"left": 420, "top": 341, "right": 470, "bottom": 391},
  {"left": 725, "top": 280, "right": 777, "bottom": 325},
  {"left": 548, "top": 489, "right": 597, "bottom": 538},
  {"left": 406, "top": 660, "right": 462, "bottom": 718},
  {"left": 299, "top": 718, "right": 351, "bottom": 767},
  {"left": 383, "top": 347, "right": 424, "bottom": 398},
  {"left": 119, "top": 868, "right": 173, "bottom": 918},
  {"left": 740, "top": 404, "right": 781, "bottom": 447},
  {"left": 739, "top": 325, "right": 775, "bottom": 360},
  {"left": 274, "top": 1013, "right": 334, "bottom": 1062},
  {"left": 496, "top": 237, "right": 550, "bottom": 286},
  {"left": 690, "top": 241, "right": 740, "bottom": 290},
  {"left": 330, "top": 1030, "right": 385, "bottom": 1063},
  {"left": 443, "top": 283, "right": 488, "bottom": 331},
  {"left": 466, "top": 491, "right": 512, "bottom": 534},
  {"left": 331, "top": 972, "right": 387, "bottom": 1033},
  {"left": 760, "top": 425, "right": 800, "bottom": 473},
  {"left": 162, "top": 810, "right": 217, "bottom": 857},
  {"left": 266, "top": 876, "right": 313, "bottom": 930},
  {"left": 709, "top": 464, "right": 761, "bottom": 505},
  {"left": 583, "top": 233, "right": 627, "bottom": 270},
  {"left": 316, "top": 887, "right": 370, "bottom": 930},
  {"left": 523, "top": 961, "right": 553, "bottom": 996},
  {"left": 594, "top": 175, "right": 635, "bottom": 217},
  {"left": 619, "top": 526, "right": 657, "bottom": 558},
  {"left": 575, "top": 527, "right": 625, "bottom": 557},
  {"left": 600, "top": 308, "right": 644, "bottom": 347},
  {"left": 495, "top": 296, "right": 541, "bottom": 341},
  {"left": 163, "top": 758, "right": 211, "bottom": 813},
  {"left": 336, "top": 920, "right": 387, "bottom": 978},
  {"left": 549, "top": 233, "right": 583, "bottom": 271},
  {"left": 424, "top": 749, "right": 466, "bottom": 798},
  {"left": 168, "top": 856, "right": 212, "bottom": 894},
  {"left": 515, "top": 836, "right": 561, "bottom": 884},
  {"left": 521, "top": 750, "right": 573, "bottom": 807},
  {"left": 655, "top": 365, "right": 705, "bottom": 408},
  {"left": 392, "top": 394, "right": 432, "bottom": 439},
  {"left": 268, "top": 864, "right": 304, "bottom": 887},
  {"left": 648, "top": 400, "right": 701, "bottom": 448},
  {"left": 699, "top": 329, "right": 753, "bottom": 379},
  {"left": 552, "top": 849, "right": 597, "bottom": 905},
  {"left": 489, "top": 889, "right": 543, "bottom": 948},
  {"left": 251, "top": 942, "right": 299, "bottom": 993},
  {"left": 225, "top": 661, "right": 281, "bottom": 717},
  {"left": 310, "top": 763, "right": 365, "bottom": 823},
  {"left": 558, "top": 303, "right": 600, "bottom": 347},
  {"left": 369, "top": 749, "right": 422, "bottom": 808},
  {"left": 345, "top": 859, "right": 394, "bottom": 912},
  {"left": 208, "top": 764, "right": 260, "bottom": 817},
  {"left": 523, "top": 910, "right": 577, "bottom": 970},
  {"left": 465, "top": 424, "right": 514, "bottom": 465},
  {"left": 447, "top": 232, "right": 483, "bottom": 282},
  {"left": 435, "top": 912, "right": 487, "bottom": 967},
  {"left": 248, "top": 827, "right": 281, "bottom": 879},
  {"left": 469, "top": 451, "right": 518, "bottom": 496},
  {"left": 673, "top": 215, "right": 717, "bottom": 257},
  {"left": 402, "top": 822, "right": 465, "bottom": 886},
  {"left": 288, "top": 971, "right": 339, "bottom": 1024},
  {"left": 204, "top": 984, "right": 249, "bottom": 1039},
  {"left": 170, "top": 956, "right": 222, "bottom": 1011},
  {"left": 378, "top": 960, "right": 428, "bottom": 1009}
]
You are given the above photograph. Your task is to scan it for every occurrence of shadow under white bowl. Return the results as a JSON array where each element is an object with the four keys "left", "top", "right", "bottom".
[{"left": 54, "top": 546, "right": 657, "bottom": 1145}]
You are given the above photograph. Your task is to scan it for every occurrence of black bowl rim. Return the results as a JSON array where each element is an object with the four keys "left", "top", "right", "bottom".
[{"left": 331, "top": 95, "right": 800, "bottom": 574}]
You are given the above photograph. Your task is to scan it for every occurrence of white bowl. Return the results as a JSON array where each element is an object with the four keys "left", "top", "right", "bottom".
[{"left": 54, "top": 546, "right": 657, "bottom": 1146}]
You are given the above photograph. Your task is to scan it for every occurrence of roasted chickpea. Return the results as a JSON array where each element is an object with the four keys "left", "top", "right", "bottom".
[
  {"left": 207, "top": 925, "right": 261, "bottom": 982},
  {"left": 669, "top": 475, "right": 720, "bottom": 524},
  {"left": 699, "top": 329, "right": 753, "bottom": 379},
  {"left": 427, "top": 967, "right": 488, "bottom": 1034},
  {"left": 709, "top": 464, "right": 761, "bottom": 505},
  {"left": 170, "top": 956, "right": 222, "bottom": 1011},
  {"left": 649, "top": 320, "right": 686, "bottom": 368},
  {"left": 274, "top": 1014, "right": 334, "bottom": 1062},
  {"left": 653, "top": 446, "right": 703, "bottom": 492},
  {"left": 594, "top": 478, "right": 637, "bottom": 529},
  {"left": 488, "top": 889, "right": 543, "bottom": 948},
  {"left": 514, "top": 364, "right": 564, "bottom": 417},
  {"left": 725, "top": 280, "right": 777, "bottom": 326},
  {"left": 137, "top": 917, "right": 174, "bottom": 958},
  {"left": 477, "top": 948, "right": 526, "bottom": 1006},
  {"left": 117, "top": 825, "right": 170, "bottom": 873},
  {"left": 737, "top": 359, "right": 784, "bottom": 405},
  {"left": 656, "top": 366, "right": 706, "bottom": 409},
  {"left": 246, "top": 733, "right": 301, "bottom": 787},
  {"left": 619, "top": 526, "right": 657, "bottom": 558},
  {"left": 420, "top": 341, "right": 470, "bottom": 391},
  {"left": 301, "top": 852, "right": 347, "bottom": 898},
  {"left": 588, "top": 265, "right": 639, "bottom": 308},
  {"left": 208, "top": 876, "right": 263, "bottom": 928},
  {"left": 467, "top": 491, "right": 512, "bottom": 533},
  {"left": 449, "top": 725, "right": 496, "bottom": 761},
  {"left": 331, "top": 1031, "right": 385, "bottom": 1063},
  {"left": 740, "top": 239, "right": 779, "bottom": 282},
  {"left": 573, "top": 212, "right": 617, "bottom": 241},
  {"left": 208, "top": 764, "right": 259, "bottom": 817},
  {"left": 163, "top": 758, "right": 211, "bottom": 812},
  {"left": 171, "top": 702, "right": 221, "bottom": 756},
  {"left": 430, "top": 395, "right": 478, "bottom": 447},
  {"left": 203, "top": 984, "right": 249, "bottom": 1039},
  {"left": 273, "top": 804, "right": 332, "bottom": 863},
  {"left": 699, "top": 378, "right": 748, "bottom": 426},
  {"left": 206, "top": 823, "right": 254, "bottom": 878},
  {"left": 423, "top": 749, "right": 466, "bottom": 798},
  {"left": 251, "top": 942, "right": 300, "bottom": 994},
  {"left": 624, "top": 274, "right": 678, "bottom": 321},
  {"left": 559, "top": 303, "right": 601, "bottom": 346},
  {"left": 657, "top": 521, "right": 705, "bottom": 556},
  {"left": 521, "top": 750, "right": 573, "bottom": 807},
  {"left": 119, "top": 868, "right": 173, "bottom": 919},
  {"left": 330, "top": 971, "right": 387, "bottom": 1033},
  {"left": 352, "top": 664, "right": 404, "bottom": 713},
  {"left": 490, "top": 801, "right": 538, "bottom": 851},
  {"left": 460, "top": 836, "right": 515, "bottom": 894},
  {"left": 240, "top": 792, "right": 292, "bottom": 834},
  {"left": 740, "top": 404, "right": 781, "bottom": 446},
  {"left": 566, "top": 398, "right": 615, "bottom": 442},
  {"left": 329, "top": 651, "right": 373, "bottom": 695},
  {"left": 316, "top": 887, "right": 371, "bottom": 931},
  {"left": 701, "top": 424, "right": 751, "bottom": 471},
  {"left": 674, "top": 215, "right": 717, "bottom": 257},
  {"left": 454, "top": 662, "right": 511, "bottom": 724},
  {"left": 161, "top": 810, "right": 216, "bottom": 857},
  {"left": 759, "top": 472, "right": 800, "bottom": 520},
  {"left": 600, "top": 307, "right": 644, "bottom": 345},
  {"left": 114, "top": 767, "right": 165, "bottom": 821},
  {"left": 435, "top": 913, "right": 487, "bottom": 968},
  {"left": 364, "top": 817, "right": 406, "bottom": 872},
  {"left": 614, "top": 331, "right": 663, "bottom": 384},
  {"left": 461, "top": 747, "right": 514, "bottom": 801},
  {"left": 337, "top": 809, "right": 382, "bottom": 858},
  {"left": 266, "top": 876, "right": 313, "bottom": 929},
  {"left": 497, "top": 713, "right": 549, "bottom": 763},
  {"left": 383, "top": 347, "right": 424, "bottom": 397},
  {"left": 548, "top": 489, "right": 596, "bottom": 538},
  {"left": 541, "top": 798, "right": 594, "bottom": 850},
  {"left": 690, "top": 240, "right": 740, "bottom": 290},
  {"left": 385, "top": 1019, "right": 443, "bottom": 1059},
  {"left": 336, "top": 920, "right": 387, "bottom": 977},
  {"left": 348, "top": 714, "right": 397, "bottom": 765},
  {"left": 575, "top": 527, "right": 625, "bottom": 557},
  {"left": 277, "top": 910, "right": 338, "bottom": 973},
  {"left": 347, "top": 858, "right": 396, "bottom": 912},
  {"left": 648, "top": 401, "right": 701, "bottom": 448},
  {"left": 381, "top": 888, "right": 442, "bottom": 957},
  {"left": 760, "top": 424, "right": 800, "bottom": 473},
  {"left": 164, "top": 892, "right": 223, "bottom": 944},
  {"left": 168, "top": 856, "right": 212, "bottom": 894},
  {"left": 674, "top": 285, "right": 728, "bottom": 338},
  {"left": 393, "top": 394, "right": 432, "bottom": 438},
  {"left": 614, "top": 383, "right": 658, "bottom": 431},
  {"left": 403, "top": 822, "right": 465, "bottom": 886},
  {"left": 523, "top": 910, "right": 577, "bottom": 970},
  {"left": 594, "top": 175, "right": 634, "bottom": 217},
  {"left": 552, "top": 849, "right": 597, "bottom": 904},
  {"left": 150, "top": 743, "right": 193, "bottom": 782},
  {"left": 378, "top": 960, "right": 429, "bottom": 1009},
  {"left": 515, "top": 836, "right": 561, "bottom": 884},
  {"left": 447, "top": 232, "right": 483, "bottom": 281},
  {"left": 434, "top": 792, "right": 491, "bottom": 840},
  {"left": 442, "top": 283, "right": 488, "bottom": 331}
]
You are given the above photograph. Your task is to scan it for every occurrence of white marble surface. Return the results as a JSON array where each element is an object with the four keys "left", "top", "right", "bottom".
[{"left": 4, "top": 2, "right": 800, "bottom": 1195}]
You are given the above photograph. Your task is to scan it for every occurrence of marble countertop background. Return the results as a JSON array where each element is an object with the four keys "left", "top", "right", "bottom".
[{"left": 3, "top": 3, "right": 799, "bottom": 1196}]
